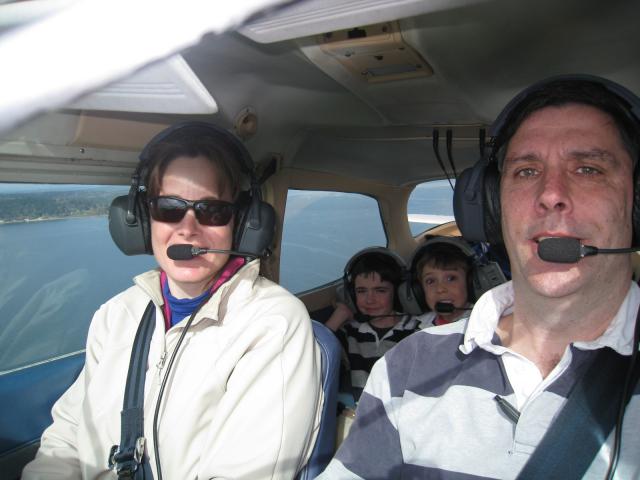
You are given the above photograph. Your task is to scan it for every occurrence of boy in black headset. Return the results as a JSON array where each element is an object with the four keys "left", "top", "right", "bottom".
[{"left": 325, "top": 249, "right": 420, "bottom": 401}]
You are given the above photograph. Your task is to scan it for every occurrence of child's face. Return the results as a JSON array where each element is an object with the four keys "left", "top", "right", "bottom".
[
  {"left": 354, "top": 272, "right": 395, "bottom": 318},
  {"left": 420, "top": 264, "right": 468, "bottom": 320}
]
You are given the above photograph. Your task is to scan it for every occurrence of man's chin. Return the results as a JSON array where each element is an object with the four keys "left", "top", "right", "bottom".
[{"left": 525, "top": 270, "right": 585, "bottom": 298}]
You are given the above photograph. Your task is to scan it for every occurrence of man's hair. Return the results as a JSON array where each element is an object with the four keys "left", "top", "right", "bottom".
[
  {"left": 147, "top": 133, "right": 244, "bottom": 200},
  {"left": 415, "top": 243, "right": 471, "bottom": 281},
  {"left": 350, "top": 252, "right": 403, "bottom": 286},
  {"left": 494, "top": 79, "right": 640, "bottom": 169}
]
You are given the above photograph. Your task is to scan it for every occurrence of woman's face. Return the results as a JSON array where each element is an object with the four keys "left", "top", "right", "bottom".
[{"left": 151, "top": 155, "right": 234, "bottom": 298}]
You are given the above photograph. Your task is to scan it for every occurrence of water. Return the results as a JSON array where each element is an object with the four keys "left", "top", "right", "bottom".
[{"left": 0, "top": 217, "right": 156, "bottom": 371}]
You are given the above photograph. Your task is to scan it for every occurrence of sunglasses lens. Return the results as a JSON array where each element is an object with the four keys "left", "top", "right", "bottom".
[
  {"left": 149, "top": 197, "right": 188, "bottom": 223},
  {"left": 195, "top": 201, "right": 234, "bottom": 226},
  {"left": 149, "top": 197, "right": 234, "bottom": 226}
]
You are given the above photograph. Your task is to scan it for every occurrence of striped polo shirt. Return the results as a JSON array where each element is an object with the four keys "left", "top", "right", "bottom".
[
  {"left": 337, "top": 315, "right": 421, "bottom": 400},
  {"left": 320, "top": 281, "right": 640, "bottom": 479}
]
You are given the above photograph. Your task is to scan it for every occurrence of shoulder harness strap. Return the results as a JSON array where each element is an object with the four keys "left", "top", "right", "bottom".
[{"left": 108, "top": 300, "right": 156, "bottom": 480}]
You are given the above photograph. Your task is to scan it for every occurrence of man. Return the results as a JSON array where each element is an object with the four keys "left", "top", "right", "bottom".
[{"left": 319, "top": 76, "right": 640, "bottom": 479}]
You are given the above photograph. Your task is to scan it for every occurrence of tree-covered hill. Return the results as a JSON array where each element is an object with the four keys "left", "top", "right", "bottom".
[{"left": 0, "top": 187, "right": 125, "bottom": 223}]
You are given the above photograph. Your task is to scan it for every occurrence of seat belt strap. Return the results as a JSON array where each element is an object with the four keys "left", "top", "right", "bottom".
[
  {"left": 108, "top": 300, "right": 156, "bottom": 480},
  {"left": 517, "top": 347, "right": 632, "bottom": 480}
]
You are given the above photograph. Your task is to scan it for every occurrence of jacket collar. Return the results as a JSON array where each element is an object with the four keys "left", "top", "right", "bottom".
[{"left": 134, "top": 258, "right": 261, "bottom": 326}]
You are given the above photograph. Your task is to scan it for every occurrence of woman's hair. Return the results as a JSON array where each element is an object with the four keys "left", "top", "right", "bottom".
[
  {"left": 146, "top": 131, "right": 244, "bottom": 200},
  {"left": 350, "top": 252, "right": 403, "bottom": 286},
  {"left": 415, "top": 243, "right": 471, "bottom": 281}
]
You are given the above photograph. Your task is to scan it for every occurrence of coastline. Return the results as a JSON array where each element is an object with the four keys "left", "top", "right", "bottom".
[{"left": 0, "top": 213, "right": 106, "bottom": 225}]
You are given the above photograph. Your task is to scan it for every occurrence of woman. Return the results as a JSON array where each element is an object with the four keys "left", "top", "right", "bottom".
[{"left": 23, "top": 123, "right": 322, "bottom": 479}]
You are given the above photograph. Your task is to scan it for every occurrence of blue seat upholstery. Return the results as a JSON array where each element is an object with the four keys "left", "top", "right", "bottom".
[
  {"left": 0, "top": 352, "right": 84, "bottom": 456},
  {"left": 296, "top": 320, "right": 341, "bottom": 479}
]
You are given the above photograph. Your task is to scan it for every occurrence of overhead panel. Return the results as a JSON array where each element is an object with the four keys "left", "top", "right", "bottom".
[
  {"left": 240, "top": 0, "right": 486, "bottom": 44},
  {"left": 318, "top": 21, "right": 432, "bottom": 84}
]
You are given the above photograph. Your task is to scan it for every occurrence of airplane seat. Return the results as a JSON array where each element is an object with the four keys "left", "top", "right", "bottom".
[{"left": 296, "top": 320, "right": 341, "bottom": 480}]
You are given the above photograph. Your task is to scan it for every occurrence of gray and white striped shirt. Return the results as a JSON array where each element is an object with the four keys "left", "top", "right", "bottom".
[{"left": 320, "top": 281, "right": 640, "bottom": 479}]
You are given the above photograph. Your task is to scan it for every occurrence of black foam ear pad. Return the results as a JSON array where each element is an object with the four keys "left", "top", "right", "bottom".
[
  {"left": 633, "top": 167, "right": 640, "bottom": 246},
  {"left": 108, "top": 195, "right": 152, "bottom": 255},
  {"left": 482, "top": 161, "right": 502, "bottom": 245}
]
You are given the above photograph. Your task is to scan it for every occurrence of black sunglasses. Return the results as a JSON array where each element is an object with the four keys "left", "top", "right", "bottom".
[{"left": 148, "top": 196, "right": 235, "bottom": 226}]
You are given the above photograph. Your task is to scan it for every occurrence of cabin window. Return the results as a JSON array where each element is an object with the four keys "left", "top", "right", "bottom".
[
  {"left": 407, "top": 179, "right": 456, "bottom": 236},
  {"left": 0, "top": 183, "right": 157, "bottom": 373},
  {"left": 280, "top": 190, "right": 387, "bottom": 294}
]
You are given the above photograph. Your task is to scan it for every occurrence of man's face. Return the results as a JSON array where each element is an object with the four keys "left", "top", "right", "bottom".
[{"left": 500, "top": 103, "right": 634, "bottom": 299}]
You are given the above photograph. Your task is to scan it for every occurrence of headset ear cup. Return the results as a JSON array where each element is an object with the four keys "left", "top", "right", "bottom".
[
  {"left": 454, "top": 162, "right": 489, "bottom": 242},
  {"left": 138, "top": 195, "right": 152, "bottom": 254},
  {"left": 233, "top": 190, "right": 276, "bottom": 256},
  {"left": 397, "top": 280, "right": 422, "bottom": 316},
  {"left": 334, "top": 280, "right": 355, "bottom": 312},
  {"left": 412, "top": 277, "right": 428, "bottom": 313},
  {"left": 108, "top": 195, "right": 152, "bottom": 255}
]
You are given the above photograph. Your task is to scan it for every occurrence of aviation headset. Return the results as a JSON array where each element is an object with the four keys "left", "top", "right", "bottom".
[
  {"left": 398, "top": 236, "right": 476, "bottom": 315},
  {"left": 108, "top": 121, "right": 275, "bottom": 257},
  {"left": 453, "top": 74, "right": 640, "bottom": 246},
  {"left": 337, "top": 247, "right": 408, "bottom": 314}
]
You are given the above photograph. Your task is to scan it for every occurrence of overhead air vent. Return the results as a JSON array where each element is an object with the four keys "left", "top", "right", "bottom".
[{"left": 317, "top": 22, "right": 433, "bottom": 83}]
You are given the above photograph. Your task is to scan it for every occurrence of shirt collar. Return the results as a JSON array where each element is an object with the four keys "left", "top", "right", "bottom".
[
  {"left": 460, "top": 280, "right": 640, "bottom": 356},
  {"left": 574, "top": 281, "right": 640, "bottom": 355}
]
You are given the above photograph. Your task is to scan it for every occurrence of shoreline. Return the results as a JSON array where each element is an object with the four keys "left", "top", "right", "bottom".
[{"left": 0, "top": 213, "right": 106, "bottom": 225}]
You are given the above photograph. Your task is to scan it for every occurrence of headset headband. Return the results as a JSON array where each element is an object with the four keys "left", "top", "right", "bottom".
[
  {"left": 138, "top": 121, "right": 255, "bottom": 178},
  {"left": 491, "top": 74, "right": 640, "bottom": 138},
  {"left": 410, "top": 236, "right": 476, "bottom": 275},
  {"left": 344, "top": 246, "right": 407, "bottom": 282}
]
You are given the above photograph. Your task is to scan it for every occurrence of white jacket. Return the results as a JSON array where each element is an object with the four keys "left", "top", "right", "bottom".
[{"left": 23, "top": 259, "right": 323, "bottom": 479}]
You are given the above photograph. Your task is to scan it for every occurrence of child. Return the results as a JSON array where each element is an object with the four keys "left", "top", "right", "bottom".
[
  {"left": 413, "top": 237, "right": 474, "bottom": 327},
  {"left": 325, "top": 248, "right": 420, "bottom": 400}
]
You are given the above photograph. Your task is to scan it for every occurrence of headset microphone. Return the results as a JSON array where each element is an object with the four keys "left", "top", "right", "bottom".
[
  {"left": 434, "top": 302, "right": 473, "bottom": 314},
  {"left": 537, "top": 238, "right": 640, "bottom": 264},
  {"left": 167, "top": 243, "right": 257, "bottom": 260}
]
